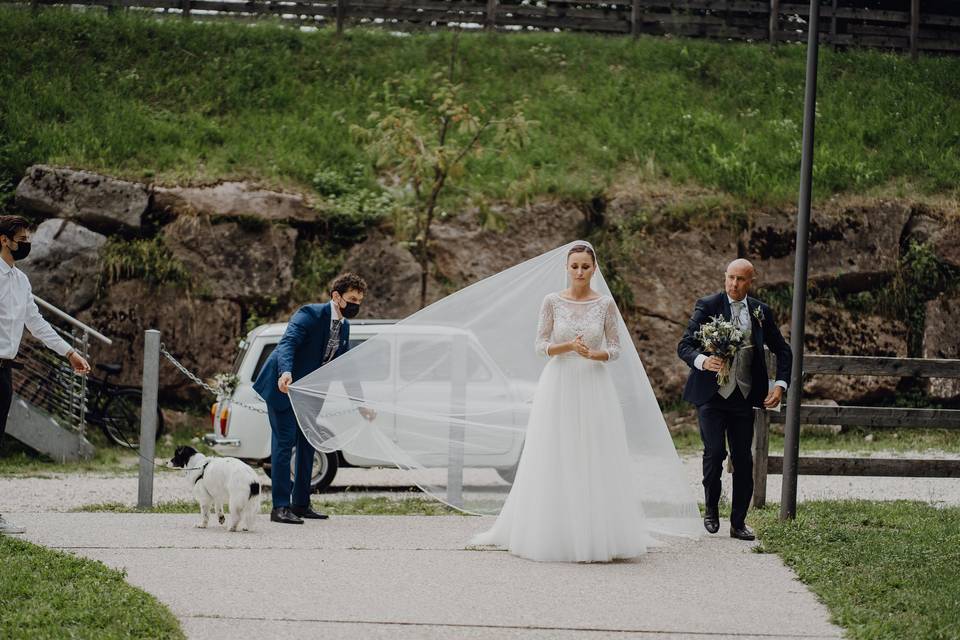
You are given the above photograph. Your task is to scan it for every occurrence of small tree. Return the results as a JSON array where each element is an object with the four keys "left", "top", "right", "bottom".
[{"left": 352, "top": 37, "right": 533, "bottom": 308}]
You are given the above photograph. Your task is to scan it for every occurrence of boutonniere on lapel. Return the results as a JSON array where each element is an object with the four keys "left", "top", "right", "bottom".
[{"left": 752, "top": 305, "right": 764, "bottom": 324}]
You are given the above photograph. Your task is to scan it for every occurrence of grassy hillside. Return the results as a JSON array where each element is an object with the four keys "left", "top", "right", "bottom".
[{"left": 1, "top": 7, "right": 959, "bottom": 209}]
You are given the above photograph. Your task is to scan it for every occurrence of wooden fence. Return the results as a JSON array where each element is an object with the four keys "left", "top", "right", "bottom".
[
  {"left": 751, "top": 354, "right": 960, "bottom": 509},
  {"left": 7, "top": 0, "right": 960, "bottom": 56}
]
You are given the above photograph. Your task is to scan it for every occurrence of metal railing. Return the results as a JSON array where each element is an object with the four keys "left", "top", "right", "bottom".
[{"left": 10, "top": 296, "right": 113, "bottom": 436}]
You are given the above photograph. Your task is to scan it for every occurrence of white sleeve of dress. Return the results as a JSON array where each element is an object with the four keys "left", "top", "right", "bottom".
[
  {"left": 603, "top": 297, "right": 621, "bottom": 362},
  {"left": 534, "top": 295, "right": 554, "bottom": 357}
]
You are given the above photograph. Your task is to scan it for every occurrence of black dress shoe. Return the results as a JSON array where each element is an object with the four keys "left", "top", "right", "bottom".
[
  {"left": 703, "top": 514, "right": 720, "bottom": 534},
  {"left": 291, "top": 506, "right": 329, "bottom": 520},
  {"left": 729, "top": 524, "right": 756, "bottom": 541},
  {"left": 270, "top": 507, "right": 304, "bottom": 525}
]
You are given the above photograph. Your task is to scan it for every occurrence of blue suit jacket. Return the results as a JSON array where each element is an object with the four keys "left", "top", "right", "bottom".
[
  {"left": 677, "top": 292, "right": 792, "bottom": 407},
  {"left": 253, "top": 303, "right": 350, "bottom": 412}
]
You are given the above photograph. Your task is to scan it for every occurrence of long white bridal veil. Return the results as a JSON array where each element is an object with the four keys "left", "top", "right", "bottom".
[{"left": 288, "top": 240, "right": 702, "bottom": 537}]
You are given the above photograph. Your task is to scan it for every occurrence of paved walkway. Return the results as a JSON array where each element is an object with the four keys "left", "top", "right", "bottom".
[
  {"left": 15, "top": 512, "right": 841, "bottom": 640},
  {"left": 10, "top": 451, "right": 954, "bottom": 638}
]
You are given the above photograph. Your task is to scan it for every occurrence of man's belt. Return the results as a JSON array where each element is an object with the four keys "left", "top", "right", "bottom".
[{"left": 0, "top": 359, "right": 22, "bottom": 370}]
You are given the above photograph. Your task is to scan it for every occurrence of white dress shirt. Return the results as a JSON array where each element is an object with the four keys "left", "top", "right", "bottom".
[
  {"left": 0, "top": 259, "right": 72, "bottom": 360},
  {"left": 329, "top": 299, "right": 343, "bottom": 328},
  {"left": 694, "top": 295, "right": 787, "bottom": 391}
]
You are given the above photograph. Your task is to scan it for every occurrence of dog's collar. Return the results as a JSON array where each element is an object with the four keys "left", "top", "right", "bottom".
[{"left": 193, "top": 460, "right": 211, "bottom": 485}]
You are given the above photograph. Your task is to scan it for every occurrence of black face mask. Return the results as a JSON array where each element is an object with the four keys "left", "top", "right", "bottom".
[
  {"left": 340, "top": 301, "right": 361, "bottom": 319},
  {"left": 8, "top": 240, "right": 30, "bottom": 261}
]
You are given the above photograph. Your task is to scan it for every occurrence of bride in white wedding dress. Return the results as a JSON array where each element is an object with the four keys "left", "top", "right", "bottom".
[
  {"left": 287, "top": 240, "right": 702, "bottom": 563},
  {"left": 470, "top": 244, "right": 660, "bottom": 562}
]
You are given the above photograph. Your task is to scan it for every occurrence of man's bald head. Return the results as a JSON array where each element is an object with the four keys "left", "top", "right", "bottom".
[
  {"left": 727, "top": 259, "right": 755, "bottom": 276},
  {"left": 724, "top": 259, "right": 755, "bottom": 301}
]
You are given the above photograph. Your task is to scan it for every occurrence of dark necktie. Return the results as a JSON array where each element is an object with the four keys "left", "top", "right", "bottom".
[{"left": 323, "top": 319, "right": 342, "bottom": 365}]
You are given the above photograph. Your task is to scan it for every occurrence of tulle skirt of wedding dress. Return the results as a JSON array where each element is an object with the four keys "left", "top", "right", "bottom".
[{"left": 471, "top": 354, "right": 661, "bottom": 562}]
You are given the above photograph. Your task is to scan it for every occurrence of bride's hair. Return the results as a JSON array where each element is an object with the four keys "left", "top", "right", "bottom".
[{"left": 567, "top": 244, "right": 596, "bottom": 264}]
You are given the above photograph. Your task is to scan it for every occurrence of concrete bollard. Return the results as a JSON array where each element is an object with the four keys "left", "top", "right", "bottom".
[{"left": 138, "top": 330, "right": 160, "bottom": 509}]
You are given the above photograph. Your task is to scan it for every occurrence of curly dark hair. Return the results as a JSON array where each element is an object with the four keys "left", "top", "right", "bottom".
[
  {"left": 0, "top": 215, "right": 31, "bottom": 241},
  {"left": 330, "top": 272, "right": 368, "bottom": 296}
]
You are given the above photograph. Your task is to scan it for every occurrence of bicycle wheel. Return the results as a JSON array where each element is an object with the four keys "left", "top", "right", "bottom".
[{"left": 100, "top": 387, "right": 165, "bottom": 449}]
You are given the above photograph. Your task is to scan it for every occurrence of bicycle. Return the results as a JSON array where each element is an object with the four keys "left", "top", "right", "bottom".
[{"left": 85, "top": 363, "right": 165, "bottom": 449}]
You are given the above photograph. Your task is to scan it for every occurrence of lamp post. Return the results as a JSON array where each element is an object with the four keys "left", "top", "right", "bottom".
[{"left": 780, "top": 0, "right": 822, "bottom": 521}]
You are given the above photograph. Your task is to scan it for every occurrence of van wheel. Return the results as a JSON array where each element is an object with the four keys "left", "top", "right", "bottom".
[{"left": 262, "top": 449, "right": 339, "bottom": 493}]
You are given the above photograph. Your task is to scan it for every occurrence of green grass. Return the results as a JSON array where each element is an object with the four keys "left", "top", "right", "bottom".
[
  {"left": 671, "top": 427, "right": 960, "bottom": 455},
  {"left": 0, "top": 427, "right": 213, "bottom": 477},
  {"left": 0, "top": 436, "right": 134, "bottom": 476},
  {"left": 753, "top": 501, "right": 960, "bottom": 640},
  {"left": 74, "top": 495, "right": 463, "bottom": 515},
  {"left": 0, "top": 535, "right": 184, "bottom": 639},
  {"left": 772, "top": 428, "right": 960, "bottom": 455},
  {"left": 1, "top": 8, "right": 959, "bottom": 209}
]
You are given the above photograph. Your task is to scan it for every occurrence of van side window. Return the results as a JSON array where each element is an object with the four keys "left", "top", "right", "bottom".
[
  {"left": 399, "top": 339, "right": 492, "bottom": 382},
  {"left": 251, "top": 343, "right": 277, "bottom": 382},
  {"left": 251, "top": 339, "right": 380, "bottom": 383}
]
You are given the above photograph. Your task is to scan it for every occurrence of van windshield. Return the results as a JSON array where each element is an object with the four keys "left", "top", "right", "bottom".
[
  {"left": 232, "top": 338, "right": 249, "bottom": 375},
  {"left": 249, "top": 338, "right": 370, "bottom": 382}
]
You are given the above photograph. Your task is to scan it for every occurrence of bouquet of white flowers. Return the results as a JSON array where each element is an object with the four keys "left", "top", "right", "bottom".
[
  {"left": 212, "top": 372, "right": 240, "bottom": 402},
  {"left": 694, "top": 315, "right": 747, "bottom": 387}
]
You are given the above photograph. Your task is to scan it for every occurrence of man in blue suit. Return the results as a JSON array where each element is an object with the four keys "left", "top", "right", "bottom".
[
  {"left": 678, "top": 259, "right": 792, "bottom": 541},
  {"left": 253, "top": 273, "right": 374, "bottom": 524}
]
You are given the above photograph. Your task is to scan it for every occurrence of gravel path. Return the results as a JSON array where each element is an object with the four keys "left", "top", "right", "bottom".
[{"left": 3, "top": 453, "right": 959, "bottom": 513}]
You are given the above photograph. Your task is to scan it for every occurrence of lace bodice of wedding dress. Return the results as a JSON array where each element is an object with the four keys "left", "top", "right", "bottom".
[{"left": 535, "top": 293, "right": 621, "bottom": 361}]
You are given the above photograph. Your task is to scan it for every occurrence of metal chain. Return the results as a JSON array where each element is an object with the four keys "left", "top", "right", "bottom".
[
  {"left": 159, "top": 342, "right": 268, "bottom": 414},
  {"left": 158, "top": 342, "right": 359, "bottom": 419}
]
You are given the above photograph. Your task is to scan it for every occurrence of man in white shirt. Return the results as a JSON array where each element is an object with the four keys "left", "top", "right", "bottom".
[{"left": 1, "top": 215, "right": 91, "bottom": 535}]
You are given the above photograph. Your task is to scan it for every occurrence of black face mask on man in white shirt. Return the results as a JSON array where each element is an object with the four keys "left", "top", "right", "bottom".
[
  {"left": 9, "top": 240, "right": 31, "bottom": 261},
  {"left": 1, "top": 236, "right": 31, "bottom": 262}
]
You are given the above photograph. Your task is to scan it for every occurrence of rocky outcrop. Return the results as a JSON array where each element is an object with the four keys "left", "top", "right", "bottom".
[
  {"left": 618, "top": 226, "right": 741, "bottom": 326},
  {"left": 924, "top": 291, "right": 960, "bottom": 401},
  {"left": 153, "top": 182, "right": 323, "bottom": 224},
  {"left": 629, "top": 313, "right": 691, "bottom": 399},
  {"left": 745, "top": 200, "right": 911, "bottom": 293},
  {"left": 161, "top": 217, "right": 298, "bottom": 302},
  {"left": 341, "top": 230, "right": 440, "bottom": 320},
  {"left": 905, "top": 207, "right": 960, "bottom": 268},
  {"left": 801, "top": 303, "right": 909, "bottom": 402},
  {"left": 18, "top": 219, "right": 106, "bottom": 314},
  {"left": 78, "top": 281, "right": 242, "bottom": 402},
  {"left": 15, "top": 165, "right": 150, "bottom": 232},
  {"left": 13, "top": 164, "right": 959, "bottom": 407},
  {"left": 430, "top": 201, "right": 587, "bottom": 285}
]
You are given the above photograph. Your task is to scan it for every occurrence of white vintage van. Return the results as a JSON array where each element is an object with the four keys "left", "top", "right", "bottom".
[{"left": 204, "top": 320, "right": 530, "bottom": 491}]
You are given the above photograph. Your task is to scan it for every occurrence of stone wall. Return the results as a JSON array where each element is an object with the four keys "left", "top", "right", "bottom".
[{"left": 13, "top": 165, "right": 960, "bottom": 406}]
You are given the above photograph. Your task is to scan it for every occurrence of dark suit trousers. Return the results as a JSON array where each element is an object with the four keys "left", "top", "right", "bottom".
[
  {"left": 0, "top": 364, "right": 12, "bottom": 444},
  {"left": 697, "top": 388, "right": 754, "bottom": 528},
  {"left": 267, "top": 403, "right": 316, "bottom": 509}
]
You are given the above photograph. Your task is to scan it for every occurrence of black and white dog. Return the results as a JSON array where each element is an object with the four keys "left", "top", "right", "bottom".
[{"left": 168, "top": 446, "right": 261, "bottom": 532}]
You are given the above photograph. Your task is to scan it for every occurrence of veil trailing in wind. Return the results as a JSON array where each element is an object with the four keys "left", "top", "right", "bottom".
[{"left": 288, "top": 240, "right": 702, "bottom": 537}]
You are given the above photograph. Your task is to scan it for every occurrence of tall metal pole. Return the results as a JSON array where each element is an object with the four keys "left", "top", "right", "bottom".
[
  {"left": 138, "top": 330, "right": 160, "bottom": 510},
  {"left": 780, "top": 0, "right": 821, "bottom": 521}
]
